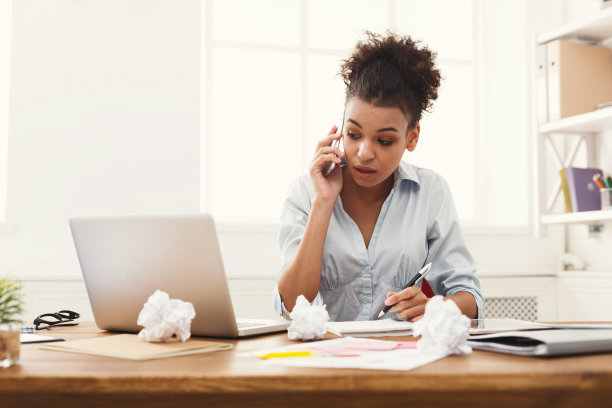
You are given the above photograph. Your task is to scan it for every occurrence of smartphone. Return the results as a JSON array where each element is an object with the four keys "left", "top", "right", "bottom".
[
  {"left": 323, "top": 121, "right": 346, "bottom": 177},
  {"left": 323, "top": 137, "right": 345, "bottom": 177}
]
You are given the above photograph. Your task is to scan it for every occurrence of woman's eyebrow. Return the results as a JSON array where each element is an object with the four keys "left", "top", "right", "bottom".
[
  {"left": 347, "top": 119, "right": 362, "bottom": 128},
  {"left": 347, "top": 119, "right": 398, "bottom": 133},
  {"left": 377, "top": 127, "right": 398, "bottom": 133}
]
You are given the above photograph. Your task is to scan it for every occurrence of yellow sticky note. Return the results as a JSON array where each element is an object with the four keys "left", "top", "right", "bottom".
[{"left": 257, "top": 351, "right": 315, "bottom": 359}]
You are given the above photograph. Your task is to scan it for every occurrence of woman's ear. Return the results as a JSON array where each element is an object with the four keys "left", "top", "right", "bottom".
[{"left": 406, "top": 124, "right": 420, "bottom": 152}]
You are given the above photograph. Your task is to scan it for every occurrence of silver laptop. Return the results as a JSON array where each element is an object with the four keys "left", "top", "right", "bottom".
[{"left": 69, "top": 214, "right": 289, "bottom": 338}]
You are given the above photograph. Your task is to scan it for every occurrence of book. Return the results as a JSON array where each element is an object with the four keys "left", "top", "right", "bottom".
[
  {"left": 468, "top": 328, "right": 612, "bottom": 357},
  {"left": 559, "top": 168, "right": 572, "bottom": 212},
  {"left": 327, "top": 319, "right": 413, "bottom": 337},
  {"left": 564, "top": 167, "right": 603, "bottom": 212},
  {"left": 39, "top": 333, "right": 233, "bottom": 360}
]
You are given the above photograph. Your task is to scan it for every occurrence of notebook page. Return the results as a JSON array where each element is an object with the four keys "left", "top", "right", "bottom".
[{"left": 327, "top": 319, "right": 413, "bottom": 337}]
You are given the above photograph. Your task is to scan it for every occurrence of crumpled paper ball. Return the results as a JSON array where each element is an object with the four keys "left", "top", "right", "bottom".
[
  {"left": 137, "top": 290, "right": 196, "bottom": 342},
  {"left": 413, "top": 295, "right": 472, "bottom": 355},
  {"left": 287, "top": 295, "right": 330, "bottom": 341}
]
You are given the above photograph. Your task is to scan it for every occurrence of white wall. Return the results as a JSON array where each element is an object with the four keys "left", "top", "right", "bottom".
[{"left": 0, "top": 0, "right": 201, "bottom": 276}]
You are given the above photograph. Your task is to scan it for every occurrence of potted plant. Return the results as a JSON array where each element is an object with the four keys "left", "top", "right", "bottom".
[{"left": 0, "top": 275, "right": 24, "bottom": 367}]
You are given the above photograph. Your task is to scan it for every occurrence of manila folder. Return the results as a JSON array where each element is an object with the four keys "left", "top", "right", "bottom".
[{"left": 40, "top": 333, "right": 233, "bottom": 360}]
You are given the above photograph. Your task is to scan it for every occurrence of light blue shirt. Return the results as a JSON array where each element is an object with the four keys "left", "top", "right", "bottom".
[{"left": 274, "top": 161, "right": 483, "bottom": 321}]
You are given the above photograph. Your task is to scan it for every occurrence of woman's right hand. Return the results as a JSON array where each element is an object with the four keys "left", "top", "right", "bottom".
[{"left": 310, "top": 125, "right": 344, "bottom": 203}]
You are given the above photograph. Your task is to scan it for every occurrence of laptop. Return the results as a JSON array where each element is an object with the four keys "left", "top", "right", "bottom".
[{"left": 69, "top": 214, "right": 289, "bottom": 338}]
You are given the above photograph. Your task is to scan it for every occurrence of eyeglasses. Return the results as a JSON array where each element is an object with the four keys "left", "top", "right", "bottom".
[{"left": 33, "top": 310, "right": 80, "bottom": 330}]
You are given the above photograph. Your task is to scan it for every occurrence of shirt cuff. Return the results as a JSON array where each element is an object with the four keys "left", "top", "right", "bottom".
[
  {"left": 446, "top": 287, "right": 484, "bottom": 319},
  {"left": 273, "top": 284, "right": 292, "bottom": 320}
]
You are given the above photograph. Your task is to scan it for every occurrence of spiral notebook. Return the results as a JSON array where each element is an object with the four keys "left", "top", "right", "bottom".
[{"left": 327, "top": 319, "right": 413, "bottom": 337}]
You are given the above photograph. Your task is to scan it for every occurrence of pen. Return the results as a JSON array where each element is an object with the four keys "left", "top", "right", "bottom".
[
  {"left": 377, "top": 263, "right": 433, "bottom": 319},
  {"left": 593, "top": 174, "right": 606, "bottom": 189}
]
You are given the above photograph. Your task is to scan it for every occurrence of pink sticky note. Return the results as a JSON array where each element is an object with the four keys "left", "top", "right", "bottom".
[
  {"left": 308, "top": 338, "right": 400, "bottom": 353},
  {"left": 394, "top": 341, "right": 418, "bottom": 350}
]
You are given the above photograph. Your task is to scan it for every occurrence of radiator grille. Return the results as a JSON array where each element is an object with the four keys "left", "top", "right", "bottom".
[{"left": 483, "top": 296, "right": 538, "bottom": 321}]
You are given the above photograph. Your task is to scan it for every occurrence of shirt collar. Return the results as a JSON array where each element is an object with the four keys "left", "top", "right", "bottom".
[{"left": 393, "top": 161, "right": 421, "bottom": 189}]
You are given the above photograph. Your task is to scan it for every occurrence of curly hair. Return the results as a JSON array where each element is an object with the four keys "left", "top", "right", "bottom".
[{"left": 340, "top": 31, "right": 441, "bottom": 130}]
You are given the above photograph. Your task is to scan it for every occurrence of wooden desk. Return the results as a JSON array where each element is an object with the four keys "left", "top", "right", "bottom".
[{"left": 2, "top": 322, "right": 612, "bottom": 408}]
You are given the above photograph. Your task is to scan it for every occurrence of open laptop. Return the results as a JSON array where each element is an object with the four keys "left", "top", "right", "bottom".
[{"left": 69, "top": 214, "right": 289, "bottom": 338}]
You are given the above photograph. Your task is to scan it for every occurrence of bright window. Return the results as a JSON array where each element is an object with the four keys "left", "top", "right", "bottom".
[{"left": 201, "top": 0, "right": 529, "bottom": 227}]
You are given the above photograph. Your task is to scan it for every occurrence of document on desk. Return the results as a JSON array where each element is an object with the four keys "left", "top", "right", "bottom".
[
  {"left": 469, "top": 319, "right": 612, "bottom": 335},
  {"left": 252, "top": 337, "right": 446, "bottom": 371},
  {"left": 21, "top": 333, "right": 64, "bottom": 344},
  {"left": 468, "top": 328, "right": 612, "bottom": 357},
  {"left": 39, "top": 334, "right": 233, "bottom": 360},
  {"left": 327, "top": 318, "right": 413, "bottom": 337}
]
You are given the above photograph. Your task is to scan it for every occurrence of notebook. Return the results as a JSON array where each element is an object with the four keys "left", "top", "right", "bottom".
[
  {"left": 69, "top": 214, "right": 289, "bottom": 338},
  {"left": 564, "top": 167, "right": 603, "bottom": 212},
  {"left": 468, "top": 328, "right": 612, "bottom": 357},
  {"left": 327, "top": 319, "right": 413, "bottom": 337}
]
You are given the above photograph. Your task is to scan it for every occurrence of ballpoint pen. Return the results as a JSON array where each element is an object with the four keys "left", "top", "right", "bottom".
[{"left": 377, "top": 263, "right": 433, "bottom": 319}]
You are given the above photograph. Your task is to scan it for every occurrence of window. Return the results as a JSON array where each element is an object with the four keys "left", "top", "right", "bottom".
[
  {"left": 0, "top": 0, "right": 12, "bottom": 222},
  {"left": 201, "top": 0, "right": 529, "bottom": 228}
]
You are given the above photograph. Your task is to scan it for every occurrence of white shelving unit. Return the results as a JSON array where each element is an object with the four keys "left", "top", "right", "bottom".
[
  {"left": 541, "top": 210, "right": 612, "bottom": 225},
  {"left": 535, "top": 11, "right": 612, "bottom": 229},
  {"left": 535, "top": 9, "right": 612, "bottom": 322},
  {"left": 536, "top": 6, "right": 612, "bottom": 44},
  {"left": 539, "top": 106, "right": 612, "bottom": 134}
]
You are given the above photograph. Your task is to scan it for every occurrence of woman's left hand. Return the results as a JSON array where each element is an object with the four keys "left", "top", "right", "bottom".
[{"left": 384, "top": 287, "right": 429, "bottom": 321}]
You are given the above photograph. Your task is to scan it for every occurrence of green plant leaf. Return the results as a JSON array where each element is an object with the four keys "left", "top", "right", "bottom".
[{"left": 0, "top": 275, "right": 24, "bottom": 323}]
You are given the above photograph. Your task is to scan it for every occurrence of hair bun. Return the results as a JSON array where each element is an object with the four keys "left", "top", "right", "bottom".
[{"left": 340, "top": 31, "right": 441, "bottom": 128}]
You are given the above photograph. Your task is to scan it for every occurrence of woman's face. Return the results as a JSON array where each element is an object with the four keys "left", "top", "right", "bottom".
[{"left": 342, "top": 97, "right": 419, "bottom": 189}]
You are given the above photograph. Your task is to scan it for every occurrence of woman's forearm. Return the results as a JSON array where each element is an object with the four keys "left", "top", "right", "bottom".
[
  {"left": 445, "top": 291, "right": 478, "bottom": 319},
  {"left": 278, "top": 197, "right": 335, "bottom": 312}
]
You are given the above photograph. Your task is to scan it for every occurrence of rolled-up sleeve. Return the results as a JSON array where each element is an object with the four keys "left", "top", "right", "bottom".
[
  {"left": 273, "top": 176, "right": 312, "bottom": 318},
  {"left": 424, "top": 176, "right": 484, "bottom": 319}
]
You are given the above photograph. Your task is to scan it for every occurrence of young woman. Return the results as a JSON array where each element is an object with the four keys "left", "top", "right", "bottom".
[{"left": 274, "top": 32, "right": 483, "bottom": 322}]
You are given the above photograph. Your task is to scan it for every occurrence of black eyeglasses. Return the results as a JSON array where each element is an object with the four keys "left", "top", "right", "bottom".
[{"left": 33, "top": 310, "right": 80, "bottom": 330}]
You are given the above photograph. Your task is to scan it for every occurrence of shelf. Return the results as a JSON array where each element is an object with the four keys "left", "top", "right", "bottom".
[
  {"left": 537, "top": 7, "right": 612, "bottom": 44},
  {"left": 541, "top": 210, "right": 612, "bottom": 225},
  {"left": 539, "top": 106, "right": 612, "bottom": 134}
]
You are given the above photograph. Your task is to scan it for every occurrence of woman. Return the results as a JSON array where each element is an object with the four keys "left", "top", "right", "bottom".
[{"left": 274, "top": 32, "right": 483, "bottom": 322}]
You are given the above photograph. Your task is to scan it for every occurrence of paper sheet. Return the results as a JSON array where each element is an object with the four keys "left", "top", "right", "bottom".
[
  {"left": 327, "top": 318, "right": 413, "bottom": 337},
  {"left": 21, "top": 333, "right": 63, "bottom": 344},
  {"left": 39, "top": 334, "right": 233, "bottom": 360},
  {"left": 252, "top": 337, "right": 445, "bottom": 371}
]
